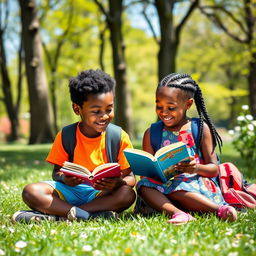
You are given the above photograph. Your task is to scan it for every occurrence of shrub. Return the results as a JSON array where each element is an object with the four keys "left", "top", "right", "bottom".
[{"left": 229, "top": 105, "right": 256, "bottom": 174}]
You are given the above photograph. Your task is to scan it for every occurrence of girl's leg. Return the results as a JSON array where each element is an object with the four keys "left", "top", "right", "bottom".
[
  {"left": 139, "top": 186, "right": 184, "bottom": 217},
  {"left": 169, "top": 191, "right": 237, "bottom": 221},
  {"left": 169, "top": 190, "right": 219, "bottom": 212}
]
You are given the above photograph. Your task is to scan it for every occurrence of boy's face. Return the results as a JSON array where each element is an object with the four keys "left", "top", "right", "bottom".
[{"left": 73, "top": 92, "right": 114, "bottom": 138}]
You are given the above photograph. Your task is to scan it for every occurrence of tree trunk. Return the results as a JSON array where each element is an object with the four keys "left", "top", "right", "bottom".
[
  {"left": 107, "top": 0, "right": 133, "bottom": 137},
  {"left": 0, "top": 31, "right": 19, "bottom": 141},
  {"left": 19, "top": 0, "right": 54, "bottom": 144},
  {"left": 155, "top": 0, "right": 198, "bottom": 81},
  {"left": 248, "top": 52, "right": 256, "bottom": 118}
]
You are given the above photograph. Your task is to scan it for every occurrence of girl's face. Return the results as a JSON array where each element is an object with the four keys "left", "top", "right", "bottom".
[
  {"left": 155, "top": 87, "right": 193, "bottom": 130},
  {"left": 72, "top": 92, "right": 114, "bottom": 138}
]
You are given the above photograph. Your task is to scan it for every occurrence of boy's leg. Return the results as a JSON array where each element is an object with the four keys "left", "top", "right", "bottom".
[
  {"left": 139, "top": 186, "right": 184, "bottom": 217},
  {"left": 22, "top": 182, "right": 73, "bottom": 216},
  {"left": 22, "top": 182, "right": 135, "bottom": 215},
  {"left": 79, "top": 185, "right": 136, "bottom": 213}
]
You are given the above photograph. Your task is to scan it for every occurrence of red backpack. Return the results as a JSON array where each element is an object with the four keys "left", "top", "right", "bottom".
[{"left": 218, "top": 162, "right": 256, "bottom": 208}]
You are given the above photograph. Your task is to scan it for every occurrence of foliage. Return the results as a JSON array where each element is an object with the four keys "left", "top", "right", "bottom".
[
  {"left": 0, "top": 143, "right": 256, "bottom": 255},
  {"left": 229, "top": 105, "right": 256, "bottom": 176}
]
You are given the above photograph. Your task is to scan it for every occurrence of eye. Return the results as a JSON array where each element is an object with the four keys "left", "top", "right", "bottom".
[
  {"left": 106, "top": 108, "right": 113, "bottom": 114},
  {"left": 168, "top": 107, "right": 175, "bottom": 111},
  {"left": 92, "top": 110, "right": 100, "bottom": 114},
  {"left": 156, "top": 105, "right": 163, "bottom": 110}
]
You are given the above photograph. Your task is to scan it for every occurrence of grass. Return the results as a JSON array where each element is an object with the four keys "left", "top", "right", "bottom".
[{"left": 0, "top": 142, "right": 256, "bottom": 256}]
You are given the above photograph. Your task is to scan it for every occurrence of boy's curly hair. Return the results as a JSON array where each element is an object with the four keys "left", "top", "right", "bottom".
[{"left": 69, "top": 69, "right": 115, "bottom": 107}]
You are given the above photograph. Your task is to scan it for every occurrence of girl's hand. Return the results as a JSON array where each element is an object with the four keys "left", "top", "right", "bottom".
[
  {"left": 93, "top": 177, "right": 125, "bottom": 191},
  {"left": 175, "top": 156, "right": 198, "bottom": 174},
  {"left": 62, "top": 175, "right": 83, "bottom": 187}
]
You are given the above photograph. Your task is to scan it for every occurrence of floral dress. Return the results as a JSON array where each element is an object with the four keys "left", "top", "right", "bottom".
[{"left": 136, "top": 124, "right": 226, "bottom": 205}]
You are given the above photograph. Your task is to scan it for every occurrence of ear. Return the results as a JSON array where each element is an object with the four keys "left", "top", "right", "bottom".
[
  {"left": 72, "top": 103, "right": 81, "bottom": 116},
  {"left": 186, "top": 98, "right": 194, "bottom": 110}
]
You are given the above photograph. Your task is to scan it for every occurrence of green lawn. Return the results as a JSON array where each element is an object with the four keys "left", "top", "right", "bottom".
[{"left": 0, "top": 142, "right": 255, "bottom": 256}]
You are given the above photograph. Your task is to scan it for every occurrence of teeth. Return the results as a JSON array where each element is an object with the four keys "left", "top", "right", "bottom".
[{"left": 163, "top": 117, "right": 171, "bottom": 120}]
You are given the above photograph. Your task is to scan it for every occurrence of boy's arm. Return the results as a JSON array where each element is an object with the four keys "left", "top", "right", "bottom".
[
  {"left": 52, "top": 164, "right": 83, "bottom": 186},
  {"left": 121, "top": 167, "right": 136, "bottom": 187},
  {"left": 143, "top": 128, "right": 155, "bottom": 154}
]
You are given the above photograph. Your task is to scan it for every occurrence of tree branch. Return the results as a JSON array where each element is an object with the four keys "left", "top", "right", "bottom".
[
  {"left": 199, "top": 5, "right": 248, "bottom": 35},
  {"left": 93, "top": 0, "right": 109, "bottom": 19},
  {"left": 141, "top": 2, "right": 159, "bottom": 44},
  {"left": 199, "top": 6, "right": 249, "bottom": 44},
  {"left": 176, "top": 0, "right": 199, "bottom": 38}
]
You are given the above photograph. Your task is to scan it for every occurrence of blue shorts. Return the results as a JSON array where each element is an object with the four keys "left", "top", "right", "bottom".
[{"left": 44, "top": 181, "right": 101, "bottom": 206}]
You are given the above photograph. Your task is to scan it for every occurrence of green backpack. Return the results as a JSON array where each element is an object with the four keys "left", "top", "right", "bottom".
[{"left": 61, "top": 122, "right": 121, "bottom": 163}]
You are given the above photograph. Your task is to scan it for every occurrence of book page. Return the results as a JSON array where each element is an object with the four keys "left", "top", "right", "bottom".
[
  {"left": 92, "top": 163, "right": 119, "bottom": 175},
  {"left": 155, "top": 141, "right": 186, "bottom": 158},
  {"left": 123, "top": 148, "right": 156, "bottom": 161},
  {"left": 62, "top": 161, "right": 91, "bottom": 175}
]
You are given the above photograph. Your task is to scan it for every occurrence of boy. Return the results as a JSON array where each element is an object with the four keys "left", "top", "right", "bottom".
[{"left": 13, "top": 69, "right": 136, "bottom": 222}]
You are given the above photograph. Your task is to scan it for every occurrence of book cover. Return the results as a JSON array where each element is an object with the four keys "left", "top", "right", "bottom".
[
  {"left": 60, "top": 161, "right": 121, "bottom": 185},
  {"left": 124, "top": 141, "right": 194, "bottom": 183}
]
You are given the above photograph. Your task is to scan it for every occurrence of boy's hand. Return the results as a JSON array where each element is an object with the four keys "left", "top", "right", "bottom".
[
  {"left": 62, "top": 175, "right": 83, "bottom": 187},
  {"left": 93, "top": 177, "right": 125, "bottom": 191},
  {"left": 174, "top": 157, "right": 198, "bottom": 174}
]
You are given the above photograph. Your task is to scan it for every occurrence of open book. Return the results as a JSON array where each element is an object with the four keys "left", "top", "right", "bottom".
[
  {"left": 60, "top": 161, "right": 121, "bottom": 185},
  {"left": 124, "top": 141, "right": 194, "bottom": 183}
]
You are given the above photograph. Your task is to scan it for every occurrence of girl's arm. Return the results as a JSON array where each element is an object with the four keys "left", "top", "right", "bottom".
[
  {"left": 142, "top": 128, "right": 155, "bottom": 154},
  {"left": 176, "top": 123, "right": 219, "bottom": 177}
]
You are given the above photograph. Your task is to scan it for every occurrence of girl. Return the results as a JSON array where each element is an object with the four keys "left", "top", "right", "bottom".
[{"left": 137, "top": 73, "right": 237, "bottom": 225}]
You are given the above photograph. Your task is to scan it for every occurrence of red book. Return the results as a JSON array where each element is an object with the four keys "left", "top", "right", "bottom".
[{"left": 60, "top": 161, "right": 121, "bottom": 185}]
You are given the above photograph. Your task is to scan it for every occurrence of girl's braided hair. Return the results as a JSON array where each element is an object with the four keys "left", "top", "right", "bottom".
[{"left": 157, "top": 73, "right": 222, "bottom": 152}]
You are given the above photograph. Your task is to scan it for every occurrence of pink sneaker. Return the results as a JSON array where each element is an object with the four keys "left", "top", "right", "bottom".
[
  {"left": 218, "top": 205, "right": 237, "bottom": 222},
  {"left": 167, "top": 212, "right": 196, "bottom": 225}
]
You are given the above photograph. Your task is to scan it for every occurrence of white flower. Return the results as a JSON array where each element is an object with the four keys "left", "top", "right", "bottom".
[
  {"left": 0, "top": 249, "right": 5, "bottom": 255},
  {"left": 234, "top": 126, "right": 241, "bottom": 132},
  {"left": 80, "top": 233, "right": 88, "bottom": 238},
  {"left": 15, "top": 241, "right": 27, "bottom": 249},
  {"left": 228, "top": 130, "right": 235, "bottom": 135},
  {"left": 93, "top": 250, "right": 101, "bottom": 256},
  {"left": 228, "top": 252, "right": 238, "bottom": 256},
  {"left": 245, "top": 114, "right": 253, "bottom": 121},
  {"left": 15, "top": 241, "right": 27, "bottom": 252},
  {"left": 50, "top": 229, "right": 57, "bottom": 235},
  {"left": 247, "top": 124, "right": 254, "bottom": 131},
  {"left": 252, "top": 121, "right": 256, "bottom": 126},
  {"left": 237, "top": 116, "right": 245, "bottom": 121},
  {"left": 82, "top": 245, "right": 92, "bottom": 252},
  {"left": 242, "top": 105, "right": 249, "bottom": 110}
]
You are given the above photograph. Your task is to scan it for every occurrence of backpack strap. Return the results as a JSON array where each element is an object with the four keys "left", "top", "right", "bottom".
[
  {"left": 191, "top": 117, "right": 200, "bottom": 149},
  {"left": 105, "top": 123, "right": 121, "bottom": 163},
  {"left": 61, "top": 122, "right": 121, "bottom": 163},
  {"left": 150, "top": 121, "right": 164, "bottom": 153},
  {"left": 61, "top": 122, "right": 78, "bottom": 162}
]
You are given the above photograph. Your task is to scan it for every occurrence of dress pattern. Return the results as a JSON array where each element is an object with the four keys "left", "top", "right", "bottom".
[{"left": 136, "top": 124, "right": 226, "bottom": 205}]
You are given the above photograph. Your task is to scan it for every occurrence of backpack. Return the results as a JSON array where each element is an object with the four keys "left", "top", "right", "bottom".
[
  {"left": 135, "top": 118, "right": 256, "bottom": 212},
  {"left": 61, "top": 122, "right": 121, "bottom": 163},
  {"left": 218, "top": 162, "right": 256, "bottom": 208}
]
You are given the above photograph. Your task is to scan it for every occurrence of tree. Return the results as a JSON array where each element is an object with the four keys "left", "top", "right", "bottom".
[
  {"left": 94, "top": 0, "right": 133, "bottom": 137},
  {"left": 199, "top": 0, "right": 256, "bottom": 117},
  {"left": 0, "top": 0, "right": 23, "bottom": 141},
  {"left": 19, "top": 0, "right": 55, "bottom": 143},
  {"left": 141, "top": 0, "right": 199, "bottom": 80}
]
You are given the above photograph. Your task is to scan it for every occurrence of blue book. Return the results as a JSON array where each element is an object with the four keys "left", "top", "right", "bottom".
[{"left": 124, "top": 141, "right": 194, "bottom": 183}]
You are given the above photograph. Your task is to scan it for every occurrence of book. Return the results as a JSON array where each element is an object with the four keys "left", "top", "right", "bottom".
[
  {"left": 124, "top": 141, "right": 194, "bottom": 183},
  {"left": 60, "top": 161, "right": 121, "bottom": 185}
]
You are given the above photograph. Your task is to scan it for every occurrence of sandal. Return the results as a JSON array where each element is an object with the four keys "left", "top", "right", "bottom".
[
  {"left": 167, "top": 212, "right": 195, "bottom": 225},
  {"left": 218, "top": 205, "right": 237, "bottom": 222}
]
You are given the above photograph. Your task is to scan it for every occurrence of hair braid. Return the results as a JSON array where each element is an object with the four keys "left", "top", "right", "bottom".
[{"left": 157, "top": 73, "right": 222, "bottom": 153}]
